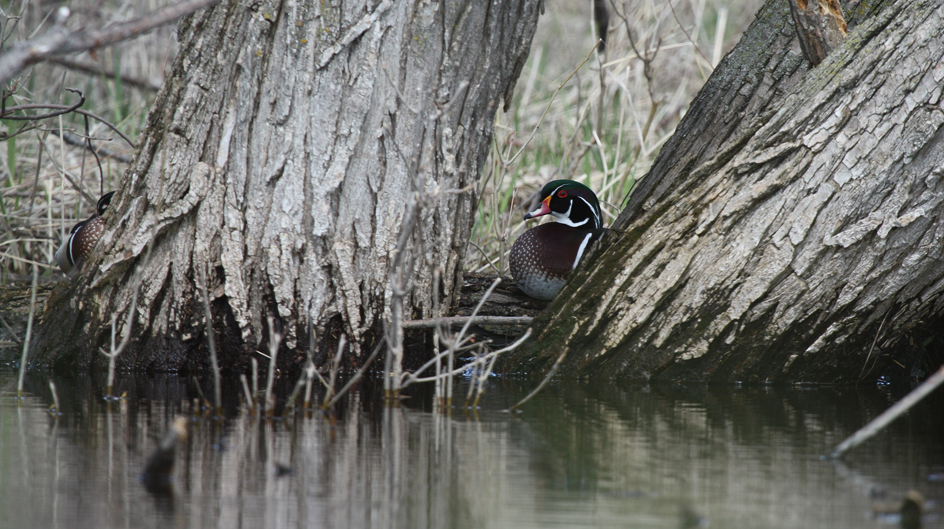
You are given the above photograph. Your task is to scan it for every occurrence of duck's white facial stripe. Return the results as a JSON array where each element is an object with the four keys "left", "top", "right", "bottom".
[
  {"left": 557, "top": 214, "right": 589, "bottom": 228},
  {"left": 578, "top": 196, "right": 601, "bottom": 228},
  {"left": 573, "top": 232, "right": 594, "bottom": 269},
  {"left": 553, "top": 200, "right": 591, "bottom": 227}
]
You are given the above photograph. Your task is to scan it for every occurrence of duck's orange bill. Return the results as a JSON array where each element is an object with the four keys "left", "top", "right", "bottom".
[{"left": 524, "top": 195, "right": 553, "bottom": 220}]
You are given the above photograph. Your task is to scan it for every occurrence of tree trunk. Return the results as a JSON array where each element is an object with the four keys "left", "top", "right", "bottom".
[
  {"left": 32, "top": 0, "right": 542, "bottom": 371},
  {"left": 501, "top": 0, "right": 944, "bottom": 383}
]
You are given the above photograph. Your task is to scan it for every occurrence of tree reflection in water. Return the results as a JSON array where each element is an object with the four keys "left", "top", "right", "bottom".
[{"left": 1, "top": 370, "right": 942, "bottom": 529}]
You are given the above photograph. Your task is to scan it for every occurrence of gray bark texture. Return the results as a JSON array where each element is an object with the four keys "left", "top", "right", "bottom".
[
  {"left": 501, "top": 0, "right": 944, "bottom": 383},
  {"left": 32, "top": 0, "right": 542, "bottom": 370}
]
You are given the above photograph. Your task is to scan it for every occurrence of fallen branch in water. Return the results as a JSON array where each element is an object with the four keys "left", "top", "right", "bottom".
[
  {"left": 401, "top": 315, "right": 533, "bottom": 329},
  {"left": 825, "top": 364, "right": 944, "bottom": 459}
]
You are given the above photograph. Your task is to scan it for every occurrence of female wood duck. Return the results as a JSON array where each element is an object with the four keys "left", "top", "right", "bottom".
[
  {"left": 510, "top": 180, "right": 606, "bottom": 300},
  {"left": 55, "top": 191, "right": 115, "bottom": 276}
]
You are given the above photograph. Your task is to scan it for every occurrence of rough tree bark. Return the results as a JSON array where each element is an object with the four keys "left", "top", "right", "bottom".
[
  {"left": 502, "top": 0, "right": 944, "bottom": 383},
  {"left": 31, "top": 0, "right": 542, "bottom": 370}
]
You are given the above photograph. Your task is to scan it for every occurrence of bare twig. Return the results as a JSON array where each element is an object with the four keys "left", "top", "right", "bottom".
[
  {"left": 0, "top": 314, "right": 22, "bottom": 345},
  {"left": 16, "top": 264, "right": 38, "bottom": 398},
  {"left": 406, "top": 329, "right": 532, "bottom": 385},
  {"left": 402, "top": 315, "right": 533, "bottom": 330},
  {"left": 400, "top": 278, "right": 502, "bottom": 396},
  {"left": 303, "top": 320, "right": 316, "bottom": 410},
  {"left": 240, "top": 374, "right": 254, "bottom": 415},
  {"left": 263, "top": 316, "right": 282, "bottom": 415},
  {"left": 510, "top": 344, "right": 568, "bottom": 411},
  {"left": 506, "top": 41, "right": 601, "bottom": 166},
  {"left": 284, "top": 364, "right": 313, "bottom": 413},
  {"left": 0, "top": 0, "right": 221, "bottom": 86},
  {"left": 48, "top": 57, "right": 162, "bottom": 92},
  {"left": 323, "top": 339, "right": 385, "bottom": 410},
  {"left": 5, "top": 103, "right": 135, "bottom": 147},
  {"left": 197, "top": 265, "right": 222, "bottom": 417},
  {"left": 667, "top": 1, "right": 710, "bottom": 66},
  {"left": 48, "top": 380, "right": 61, "bottom": 414},
  {"left": 468, "top": 241, "right": 503, "bottom": 276},
  {"left": 1, "top": 88, "right": 84, "bottom": 121},
  {"left": 50, "top": 129, "right": 132, "bottom": 164},
  {"left": 322, "top": 334, "right": 346, "bottom": 407},
  {"left": 251, "top": 357, "right": 259, "bottom": 401},
  {"left": 859, "top": 309, "right": 890, "bottom": 381}
]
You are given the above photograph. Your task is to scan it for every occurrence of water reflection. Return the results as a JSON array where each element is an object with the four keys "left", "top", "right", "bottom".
[{"left": 1, "top": 370, "right": 941, "bottom": 529}]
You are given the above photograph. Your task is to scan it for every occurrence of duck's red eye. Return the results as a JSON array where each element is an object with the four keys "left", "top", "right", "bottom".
[{"left": 557, "top": 189, "right": 568, "bottom": 198}]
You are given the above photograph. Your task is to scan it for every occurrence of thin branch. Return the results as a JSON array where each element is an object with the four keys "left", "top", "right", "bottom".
[
  {"left": 0, "top": 87, "right": 84, "bottom": 120},
  {"left": 667, "top": 1, "right": 710, "bottom": 65},
  {"left": 15, "top": 264, "right": 38, "bottom": 398},
  {"left": 197, "top": 265, "right": 222, "bottom": 416},
  {"left": 323, "top": 338, "right": 385, "bottom": 410},
  {"left": 506, "top": 41, "right": 601, "bottom": 166},
  {"left": 510, "top": 344, "right": 568, "bottom": 411},
  {"left": 50, "top": 129, "right": 133, "bottom": 164},
  {"left": 49, "top": 57, "right": 162, "bottom": 92},
  {"left": 0, "top": 314, "right": 22, "bottom": 345},
  {"left": 4, "top": 103, "right": 135, "bottom": 147},
  {"left": 401, "top": 315, "right": 533, "bottom": 329},
  {"left": 263, "top": 316, "right": 282, "bottom": 415},
  {"left": 406, "top": 330, "right": 532, "bottom": 385},
  {"left": 322, "top": 334, "right": 346, "bottom": 406}
]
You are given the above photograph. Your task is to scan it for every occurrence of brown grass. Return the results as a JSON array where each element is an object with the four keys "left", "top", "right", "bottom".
[{"left": 467, "top": 0, "right": 762, "bottom": 274}]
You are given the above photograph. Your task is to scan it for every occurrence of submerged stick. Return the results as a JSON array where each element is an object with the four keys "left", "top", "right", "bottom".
[
  {"left": 825, "top": 364, "right": 944, "bottom": 459},
  {"left": 48, "top": 380, "right": 61, "bottom": 414},
  {"left": 197, "top": 266, "right": 222, "bottom": 417},
  {"left": 323, "top": 334, "right": 346, "bottom": 406},
  {"left": 240, "top": 374, "right": 254, "bottom": 415},
  {"left": 263, "top": 317, "right": 282, "bottom": 415},
  {"left": 16, "top": 264, "right": 38, "bottom": 398},
  {"left": 510, "top": 343, "right": 567, "bottom": 412},
  {"left": 323, "top": 339, "right": 385, "bottom": 410},
  {"left": 251, "top": 357, "right": 259, "bottom": 402}
]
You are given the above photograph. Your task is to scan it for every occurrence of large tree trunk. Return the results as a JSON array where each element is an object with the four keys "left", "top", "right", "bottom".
[
  {"left": 502, "top": 0, "right": 944, "bottom": 383},
  {"left": 33, "top": 0, "right": 542, "bottom": 370}
]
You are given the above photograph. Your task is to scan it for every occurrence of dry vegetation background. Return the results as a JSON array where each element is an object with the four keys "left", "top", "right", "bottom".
[{"left": 0, "top": 0, "right": 762, "bottom": 284}]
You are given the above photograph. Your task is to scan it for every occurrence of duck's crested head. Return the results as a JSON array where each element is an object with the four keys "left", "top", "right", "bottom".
[{"left": 524, "top": 180, "right": 602, "bottom": 230}]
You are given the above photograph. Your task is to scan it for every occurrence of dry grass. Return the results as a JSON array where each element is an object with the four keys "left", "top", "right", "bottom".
[
  {"left": 467, "top": 0, "right": 762, "bottom": 274},
  {"left": 0, "top": 0, "right": 762, "bottom": 283}
]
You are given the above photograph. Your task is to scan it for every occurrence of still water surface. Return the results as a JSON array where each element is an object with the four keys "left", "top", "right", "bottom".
[{"left": 1, "top": 369, "right": 942, "bottom": 529}]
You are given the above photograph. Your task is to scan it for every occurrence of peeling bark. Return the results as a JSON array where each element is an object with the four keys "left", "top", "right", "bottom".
[
  {"left": 31, "top": 0, "right": 543, "bottom": 371},
  {"left": 502, "top": 0, "right": 944, "bottom": 383},
  {"left": 788, "top": 0, "right": 847, "bottom": 67}
]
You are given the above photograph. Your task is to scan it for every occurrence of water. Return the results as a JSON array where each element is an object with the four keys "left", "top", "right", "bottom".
[{"left": 1, "top": 369, "right": 942, "bottom": 529}]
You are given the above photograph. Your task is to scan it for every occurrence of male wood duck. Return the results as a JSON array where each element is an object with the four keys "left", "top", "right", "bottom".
[
  {"left": 510, "top": 180, "right": 606, "bottom": 300},
  {"left": 55, "top": 191, "right": 115, "bottom": 275}
]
